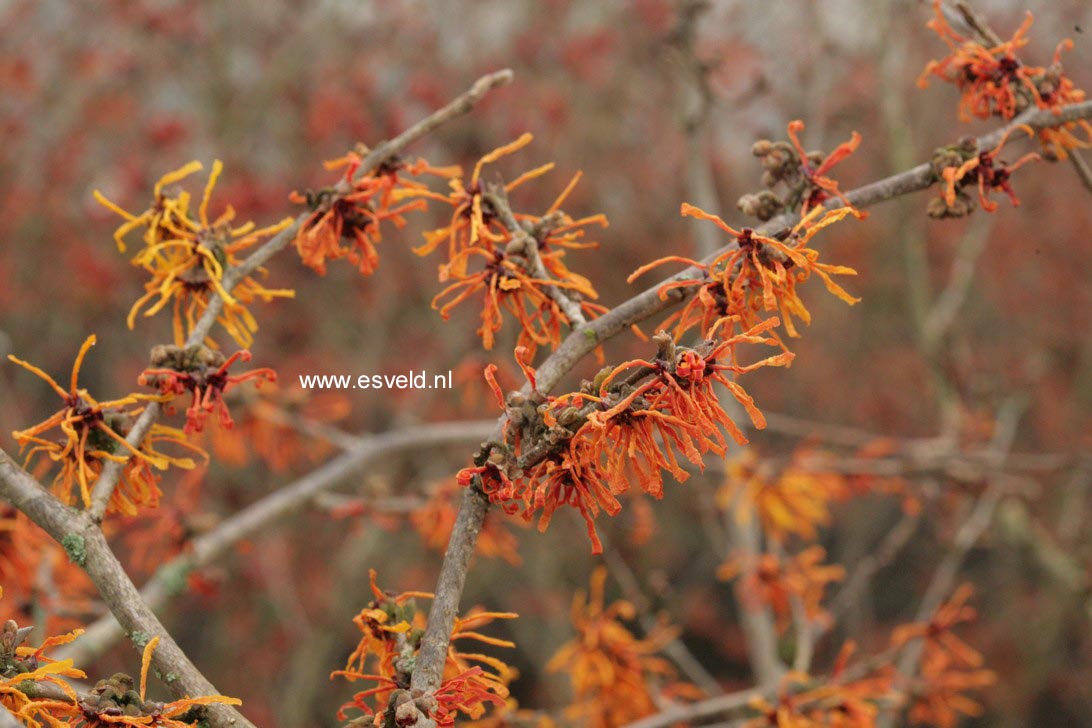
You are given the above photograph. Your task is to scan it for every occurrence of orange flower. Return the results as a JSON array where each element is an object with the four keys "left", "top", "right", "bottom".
[
  {"left": 8, "top": 336, "right": 198, "bottom": 512},
  {"left": 333, "top": 571, "right": 515, "bottom": 726},
  {"left": 411, "top": 481, "right": 524, "bottom": 566},
  {"left": 918, "top": 2, "right": 1043, "bottom": 121},
  {"left": 785, "top": 120, "right": 863, "bottom": 215},
  {"left": 96, "top": 161, "right": 295, "bottom": 348},
  {"left": 0, "top": 614, "right": 86, "bottom": 726},
  {"left": 718, "top": 449, "right": 849, "bottom": 544},
  {"left": 891, "top": 584, "right": 984, "bottom": 669},
  {"left": 939, "top": 127, "right": 1039, "bottom": 213},
  {"left": 139, "top": 345, "right": 276, "bottom": 435},
  {"left": 420, "top": 147, "right": 607, "bottom": 355},
  {"left": 408, "top": 133, "right": 549, "bottom": 275},
  {"left": 460, "top": 324, "right": 791, "bottom": 553},
  {"left": 0, "top": 509, "right": 97, "bottom": 633},
  {"left": 432, "top": 246, "right": 601, "bottom": 355},
  {"left": 717, "top": 546, "right": 845, "bottom": 632},
  {"left": 546, "top": 567, "right": 696, "bottom": 728},
  {"left": 291, "top": 151, "right": 453, "bottom": 276},
  {"left": 908, "top": 656, "right": 996, "bottom": 728},
  {"left": 631, "top": 204, "right": 859, "bottom": 341}
]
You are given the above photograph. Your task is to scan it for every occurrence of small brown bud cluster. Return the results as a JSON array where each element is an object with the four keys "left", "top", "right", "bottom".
[
  {"left": 389, "top": 689, "right": 439, "bottom": 726},
  {"left": 148, "top": 343, "right": 225, "bottom": 373},
  {"left": 78, "top": 672, "right": 168, "bottom": 719},
  {"left": 737, "top": 138, "right": 817, "bottom": 221},
  {"left": 0, "top": 619, "right": 35, "bottom": 677}
]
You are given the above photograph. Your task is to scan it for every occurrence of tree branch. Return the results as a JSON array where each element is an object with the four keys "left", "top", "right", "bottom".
[
  {"left": 406, "top": 99, "right": 1092, "bottom": 715},
  {"left": 55, "top": 420, "right": 493, "bottom": 667},
  {"left": 0, "top": 449, "right": 255, "bottom": 728}
]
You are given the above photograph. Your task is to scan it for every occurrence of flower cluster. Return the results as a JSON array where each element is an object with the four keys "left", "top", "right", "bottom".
[
  {"left": 333, "top": 570, "right": 517, "bottom": 727},
  {"left": 742, "top": 663, "right": 895, "bottom": 728},
  {"left": 8, "top": 336, "right": 201, "bottom": 514},
  {"left": 139, "top": 344, "right": 276, "bottom": 435},
  {"left": 918, "top": 0, "right": 1091, "bottom": 160},
  {"left": 96, "top": 161, "right": 295, "bottom": 348},
  {"left": 546, "top": 567, "right": 698, "bottom": 728},
  {"left": 631, "top": 203, "right": 859, "bottom": 342},
  {"left": 408, "top": 134, "right": 608, "bottom": 355},
  {"left": 290, "top": 148, "right": 456, "bottom": 276},
  {"left": 459, "top": 321, "right": 791, "bottom": 553}
]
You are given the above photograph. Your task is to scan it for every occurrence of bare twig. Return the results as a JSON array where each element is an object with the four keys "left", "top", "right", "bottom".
[
  {"left": 668, "top": 0, "right": 722, "bottom": 258},
  {"left": 597, "top": 528, "right": 723, "bottom": 695},
  {"left": 876, "top": 396, "right": 1026, "bottom": 728},
  {"left": 54, "top": 420, "right": 492, "bottom": 667}
]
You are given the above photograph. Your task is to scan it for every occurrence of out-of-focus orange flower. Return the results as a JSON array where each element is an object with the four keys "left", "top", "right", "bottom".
[
  {"left": 291, "top": 151, "right": 454, "bottom": 276},
  {"left": 908, "top": 656, "right": 996, "bottom": 728},
  {"left": 8, "top": 336, "right": 199, "bottom": 513},
  {"left": 631, "top": 204, "right": 859, "bottom": 341},
  {"left": 891, "top": 584, "right": 984, "bottom": 670},
  {"left": 891, "top": 585, "right": 996, "bottom": 728},
  {"left": 718, "top": 449, "right": 849, "bottom": 544},
  {"left": 0, "top": 514, "right": 97, "bottom": 632},
  {"left": 198, "top": 385, "right": 348, "bottom": 472},
  {"left": 743, "top": 668, "right": 892, "bottom": 728},
  {"left": 717, "top": 546, "right": 845, "bottom": 632},
  {"left": 96, "top": 160, "right": 295, "bottom": 348},
  {"left": 411, "top": 481, "right": 524, "bottom": 566},
  {"left": 140, "top": 345, "right": 276, "bottom": 435},
  {"left": 546, "top": 567, "right": 696, "bottom": 728}
]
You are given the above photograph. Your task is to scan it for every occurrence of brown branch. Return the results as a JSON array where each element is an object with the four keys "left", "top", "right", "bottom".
[
  {"left": 54, "top": 420, "right": 492, "bottom": 667},
  {"left": 86, "top": 68, "right": 514, "bottom": 521},
  {"left": 406, "top": 99, "right": 1092, "bottom": 715},
  {"left": 596, "top": 528, "right": 723, "bottom": 695},
  {"left": 876, "top": 396, "right": 1025, "bottom": 728},
  {"left": 668, "top": 0, "right": 722, "bottom": 258},
  {"left": 0, "top": 449, "right": 255, "bottom": 728}
]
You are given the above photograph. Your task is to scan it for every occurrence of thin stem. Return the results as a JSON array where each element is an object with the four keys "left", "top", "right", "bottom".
[{"left": 55, "top": 420, "right": 493, "bottom": 666}]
